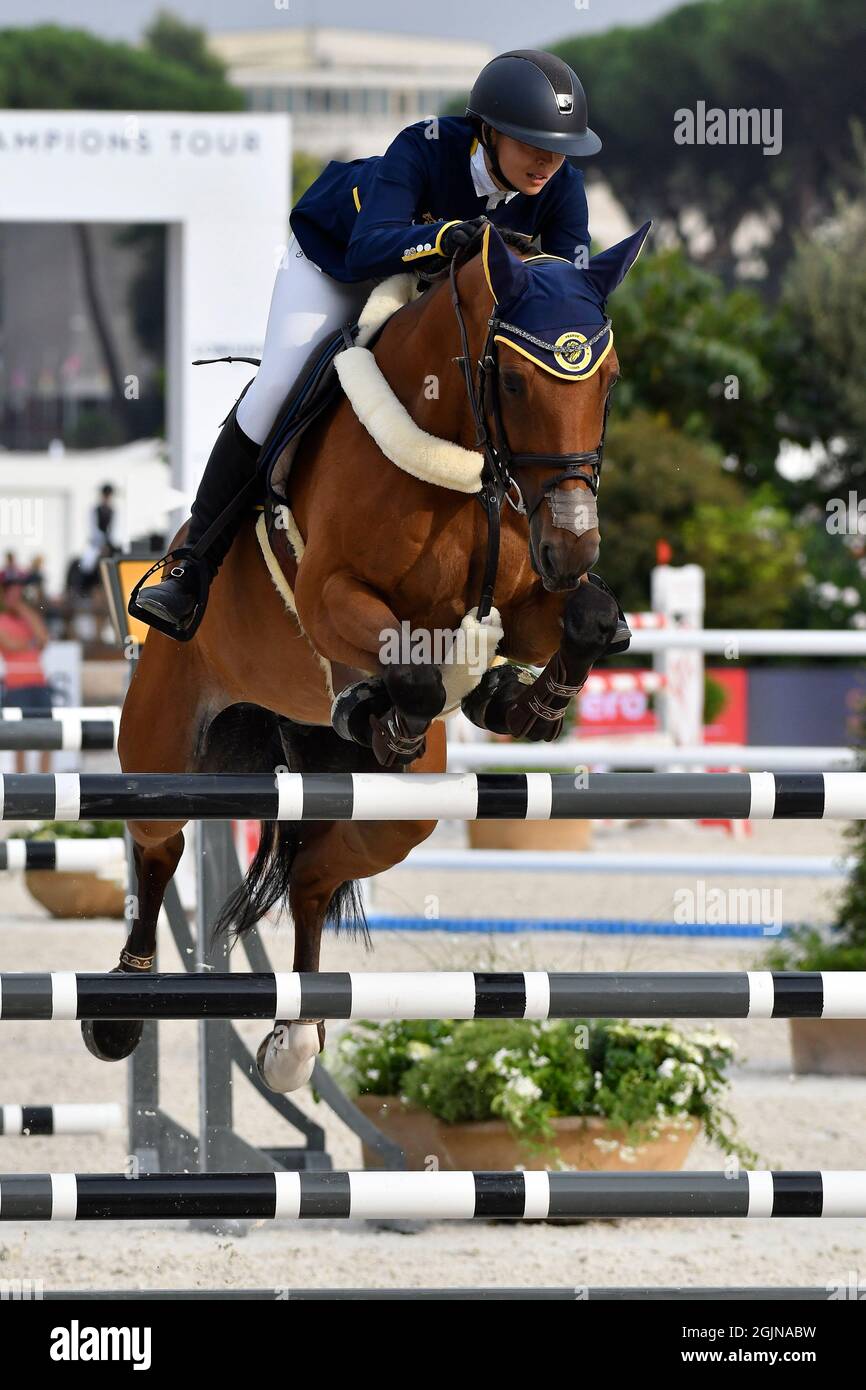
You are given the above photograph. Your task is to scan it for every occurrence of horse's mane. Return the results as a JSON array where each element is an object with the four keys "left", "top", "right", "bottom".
[{"left": 496, "top": 227, "right": 538, "bottom": 256}]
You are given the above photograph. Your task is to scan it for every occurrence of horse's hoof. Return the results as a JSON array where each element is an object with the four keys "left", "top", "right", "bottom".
[
  {"left": 256, "top": 1024, "right": 320, "bottom": 1094},
  {"left": 81, "top": 1017, "right": 144, "bottom": 1062}
]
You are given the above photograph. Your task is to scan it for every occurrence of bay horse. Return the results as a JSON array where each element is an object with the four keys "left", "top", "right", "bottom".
[{"left": 88, "top": 221, "right": 650, "bottom": 1092}]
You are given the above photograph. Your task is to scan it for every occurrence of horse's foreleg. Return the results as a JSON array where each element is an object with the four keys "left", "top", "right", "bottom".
[
  {"left": 465, "top": 581, "right": 619, "bottom": 741},
  {"left": 296, "top": 569, "right": 447, "bottom": 766},
  {"left": 369, "top": 659, "right": 446, "bottom": 767}
]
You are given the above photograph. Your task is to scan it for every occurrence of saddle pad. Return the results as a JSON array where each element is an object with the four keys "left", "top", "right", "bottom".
[{"left": 269, "top": 271, "right": 484, "bottom": 498}]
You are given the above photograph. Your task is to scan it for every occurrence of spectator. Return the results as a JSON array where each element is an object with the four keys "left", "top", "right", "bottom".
[
  {"left": 79, "top": 484, "right": 119, "bottom": 593},
  {"left": 0, "top": 577, "right": 52, "bottom": 772},
  {"left": 23, "top": 555, "right": 47, "bottom": 607},
  {"left": 0, "top": 551, "right": 27, "bottom": 586}
]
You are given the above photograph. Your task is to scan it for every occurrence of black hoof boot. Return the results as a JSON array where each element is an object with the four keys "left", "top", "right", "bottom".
[
  {"left": 369, "top": 707, "right": 428, "bottom": 767},
  {"left": 586, "top": 572, "right": 632, "bottom": 654},
  {"left": 331, "top": 678, "right": 391, "bottom": 747},
  {"left": 81, "top": 1017, "right": 144, "bottom": 1062},
  {"left": 461, "top": 662, "right": 535, "bottom": 734}
]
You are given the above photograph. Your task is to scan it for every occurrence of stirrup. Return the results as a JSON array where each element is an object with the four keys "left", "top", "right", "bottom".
[{"left": 127, "top": 547, "right": 211, "bottom": 643}]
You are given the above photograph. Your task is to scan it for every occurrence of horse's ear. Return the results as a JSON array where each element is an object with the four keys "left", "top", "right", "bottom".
[
  {"left": 583, "top": 220, "right": 652, "bottom": 304},
  {"left": 480, "top": 223, "right": 531, "bottom": 306}
]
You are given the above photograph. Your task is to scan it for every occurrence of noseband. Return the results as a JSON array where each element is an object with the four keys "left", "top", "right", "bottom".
[{"left": 447, "top": 242, "right": 612, "bottom": 620}]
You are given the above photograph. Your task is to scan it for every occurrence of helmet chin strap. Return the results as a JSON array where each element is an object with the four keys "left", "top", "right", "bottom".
[{"left": 482, "top": 123, "right": 520, "bottom": 194}]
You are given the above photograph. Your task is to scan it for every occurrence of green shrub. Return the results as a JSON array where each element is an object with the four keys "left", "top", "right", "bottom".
[
  {"left": 331, "top": 1016, "right": 752, "bottom": 1160},
  {"left": 764, "top": 927, "right": 866, "bottom": 974},
  {"left": 766, "top": 717, "right": 865, "bottom": 970},
  {"left": 10, "top": 820, "right": 125, "bottom": 840}
]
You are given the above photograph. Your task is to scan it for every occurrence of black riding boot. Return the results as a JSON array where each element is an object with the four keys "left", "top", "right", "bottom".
[{"left": 131, "top": 410, "right": 261, "bottom": 639}]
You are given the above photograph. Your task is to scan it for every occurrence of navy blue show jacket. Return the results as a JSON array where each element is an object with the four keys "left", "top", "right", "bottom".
[{"left": 289, "top": 116, "right": 590, "bottom": 283}]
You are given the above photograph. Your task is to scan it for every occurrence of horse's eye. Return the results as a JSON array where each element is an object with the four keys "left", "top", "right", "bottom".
[{"left": 501, "top": 371, "right": 524, "bottom": 396}]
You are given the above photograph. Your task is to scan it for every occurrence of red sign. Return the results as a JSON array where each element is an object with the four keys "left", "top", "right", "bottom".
[
  {"left": 577, "top": 681, "right": 657, "bottom": 735},
  {"left": 705, "top": 667, "right": 748, "bottom": 743},
  {"left": 576, "top": 667, "right": 748, "bottom": 741}
]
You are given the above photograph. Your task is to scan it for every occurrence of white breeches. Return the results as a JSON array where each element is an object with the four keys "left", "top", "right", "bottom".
[{"left": 236, "top": 236, "right": 370, "bottom": 445}]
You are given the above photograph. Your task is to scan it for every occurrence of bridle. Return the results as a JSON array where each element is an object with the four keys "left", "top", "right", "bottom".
[{"left": 447, "top": 240, "right": 613, "bottom": 621}]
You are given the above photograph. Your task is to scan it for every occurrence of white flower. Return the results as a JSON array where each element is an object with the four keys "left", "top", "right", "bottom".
[
  {"left": 670, "top": 1084, "right": 693, "bottom": 1106},
  {"left": 680, "top": 1061, "right": 706, "bottom": 1090},
  {"left": 491, "top": 1048, "right": 518, "bottom": 1075},
  {"left": 506, "top": 1074, "right": 542, "bottom": 1102},
  {"left": 465, "top": 1058, "right": 479, "bottom": 1073}
]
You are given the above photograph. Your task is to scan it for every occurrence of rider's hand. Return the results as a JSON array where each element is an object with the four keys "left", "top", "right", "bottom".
[{"left": 439, "top": 217, "right": 489, "bottom": 259}]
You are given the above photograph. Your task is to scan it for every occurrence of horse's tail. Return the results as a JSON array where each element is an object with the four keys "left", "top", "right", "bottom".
[
  {"left": 203, "top": 703, "right": 368, "bottom": 945},
  {"left": 222, "top": 817, "right": 367, "bottom": 943}
]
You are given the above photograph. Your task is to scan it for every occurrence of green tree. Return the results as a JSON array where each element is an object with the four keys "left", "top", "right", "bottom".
[
  {"left": 0, "top": 23, "right": 242, "bottom": 110},
  {"left": 611, "top": 245, "right": 786, "bottom": 483},
  {"left": 0, "top": 20, "right": 241, "bottom": 444},
  {"left": 680, "top": 485, "right": 804, "bottom": 628},
  {"left": 557, "top": 0, "right": 866, "bottom": 286},
  {"left": 776, "top": 129, "right": 866, "bottom": 497},
  {"left": 784, "top": 513, "right": 866, "bottom": 631},
  {"left": 598, "top": 411, "right": 732, "bottom": 610},
  {"left": 143, "top": 10, "right": 228, "bottom": 83},
  {"left": 292, "top": 151, "right": 325, "bottom": 206},
  {"left": 598, "top": 413, "right": 801, "bottom": 625}
]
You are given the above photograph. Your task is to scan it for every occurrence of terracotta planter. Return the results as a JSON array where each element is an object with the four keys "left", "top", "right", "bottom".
[
  {"left": 467, "top": 818, "right": 591, "bottom": 852},
  {"left": 356, "top": 1095, "right": 697, "bottom": 1172},
  {"left": 25, "top": 870, "right": 126, "bottom": 920},
  {"left": 789, "top": 1018, "right": 866, "bottom": 1076}
]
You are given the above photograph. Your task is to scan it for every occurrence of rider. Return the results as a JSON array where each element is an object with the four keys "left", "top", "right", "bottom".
[{"left": 135, "top": 49, "right": 602, "bottom": 638}]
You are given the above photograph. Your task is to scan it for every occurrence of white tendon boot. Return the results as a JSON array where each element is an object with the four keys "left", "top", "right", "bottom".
[{"left": 256, "top": 1021, "right": 322, "bottom": 1093}]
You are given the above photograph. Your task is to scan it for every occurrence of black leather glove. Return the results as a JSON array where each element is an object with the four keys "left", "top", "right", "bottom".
[{"left": 439, "top": 217, "right": 489, "bottom": 259}]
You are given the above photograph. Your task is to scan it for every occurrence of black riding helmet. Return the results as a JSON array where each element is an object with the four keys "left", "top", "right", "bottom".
[{"left": 467, "top": 50, "right": 602, "bottom": 186}]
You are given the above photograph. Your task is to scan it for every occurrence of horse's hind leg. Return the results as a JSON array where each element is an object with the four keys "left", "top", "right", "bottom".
[
  {"left": 81, "top": 831, "right": 185, "bottom": 1061},
  {"left": 82, "top": 632, "right": 210, "bottom": 1062},
  {"left": 255, "top": 861, "right": 333, "bottom": 1093},
  {"left": 255, "top": 721, "right": 446, "bottom": 1092}
]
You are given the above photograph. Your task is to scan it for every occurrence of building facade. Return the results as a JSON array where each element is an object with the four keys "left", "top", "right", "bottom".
[{"left": 209, "top": 27, "right": 492, "bottom": 159}]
